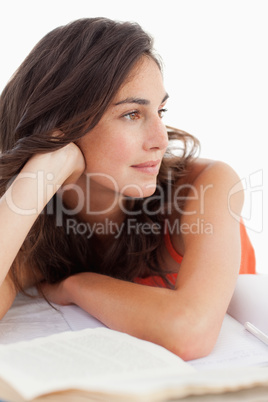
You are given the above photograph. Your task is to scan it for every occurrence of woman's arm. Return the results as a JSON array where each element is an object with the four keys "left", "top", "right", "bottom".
[
  {"left": 0, "top": 143, "right": 85, "bottom": 319},
  {"left": 42, "top": 159, "right": 244, "bottom": 360}
]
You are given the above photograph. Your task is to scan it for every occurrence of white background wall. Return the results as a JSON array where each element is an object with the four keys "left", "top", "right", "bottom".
[{"left": 1, "top": 0, "right": 267, "bottom": 273}]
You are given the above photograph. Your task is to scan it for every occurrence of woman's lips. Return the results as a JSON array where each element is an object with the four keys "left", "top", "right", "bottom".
[{"left": 131, "top": 160, "right": 161, "bottom": 175}]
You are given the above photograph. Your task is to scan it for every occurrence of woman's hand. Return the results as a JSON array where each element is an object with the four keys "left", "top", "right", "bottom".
[
  {"left": 59, "top": 142, "right": 86, "bottom": 186},
  {"left": 25, "top": 142, "right": 86, "bottom": 189},
  {"left": 40, "top": 277, "right": 73, "bottom": 306}
]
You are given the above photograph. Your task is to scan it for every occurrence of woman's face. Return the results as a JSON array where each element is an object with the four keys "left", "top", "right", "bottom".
[{"left": 77, "top": 56, "right": 169, "bottom": 199}]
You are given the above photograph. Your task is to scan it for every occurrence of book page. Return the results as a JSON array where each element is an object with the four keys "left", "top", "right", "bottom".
[
  {"left": 2, "top": 296, "right": 268, "bottom": 400},
  {"left": 0, "top": 327, "right": 195, "bottom": 400},
  {"left": 227, "top": 274, "right": 268, "bottom": 333}
]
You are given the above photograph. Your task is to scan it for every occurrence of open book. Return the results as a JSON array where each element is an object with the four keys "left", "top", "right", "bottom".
[{"left": 0, "top": 274, "right": 268, "bottom": 401}]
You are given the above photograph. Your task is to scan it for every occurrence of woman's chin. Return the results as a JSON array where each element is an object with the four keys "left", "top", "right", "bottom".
[{"left": 122, "top": 185, "right": 157, "bottom": 199}]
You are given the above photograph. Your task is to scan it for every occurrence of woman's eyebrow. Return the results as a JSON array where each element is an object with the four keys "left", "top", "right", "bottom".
[{"left": 114, "top": 93, "right": 169, "bottom": 106}]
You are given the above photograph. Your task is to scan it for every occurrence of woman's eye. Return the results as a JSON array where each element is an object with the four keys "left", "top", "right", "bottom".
[
  {"left": 158, "top": 108, "right": 168, "bottom": 118},
  {"left": 122, "top": 108, "right": 167, "bottom": 121},
  {"left": 124, "top": 111, "right": 140, "bottom": 121}
]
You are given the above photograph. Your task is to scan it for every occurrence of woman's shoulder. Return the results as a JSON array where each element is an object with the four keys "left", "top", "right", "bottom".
[
  {"left": 177, "top": 157, "right": 241, "bottom": 188},
  {"left": 167, "top": 158, "right": 244, "bottom": 256},
  {"left": 174, "top": 157, "right": 244, "bottom": 217}
]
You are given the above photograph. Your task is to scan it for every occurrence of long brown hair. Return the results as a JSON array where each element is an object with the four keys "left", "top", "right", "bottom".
[{"left": 0, "top": 18, "right": 199, "bottom": 291}]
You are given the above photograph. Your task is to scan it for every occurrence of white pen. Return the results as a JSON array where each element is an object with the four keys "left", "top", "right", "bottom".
[{"left": 244, "top": 322, "right": 268, "bottom": 346}]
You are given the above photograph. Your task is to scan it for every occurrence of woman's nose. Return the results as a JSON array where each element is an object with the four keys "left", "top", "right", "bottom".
[{"left": 143, "top": 118, "right": 169, "bottom": 151}]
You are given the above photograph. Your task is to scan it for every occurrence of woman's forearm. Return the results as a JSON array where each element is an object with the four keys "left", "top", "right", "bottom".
[
  {"left": 0, "top": 169, "right": 50, "bottom": 287},
  {"left": 64, "top": 272, "right": 215, "bottom": 360}
]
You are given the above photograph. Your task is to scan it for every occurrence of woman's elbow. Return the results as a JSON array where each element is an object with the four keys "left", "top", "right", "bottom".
[{"left": 162, "top": 315, "right": 218, "bottom": 361}]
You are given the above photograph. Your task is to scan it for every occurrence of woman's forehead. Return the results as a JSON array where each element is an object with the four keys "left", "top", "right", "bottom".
[{"left": 113, "top": 57, "right": 165, "bottom": 104}]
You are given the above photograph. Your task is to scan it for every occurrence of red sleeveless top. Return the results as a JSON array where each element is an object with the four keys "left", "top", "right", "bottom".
[{"left": 134, "top": 220, "right": 256, "bottom": 287}]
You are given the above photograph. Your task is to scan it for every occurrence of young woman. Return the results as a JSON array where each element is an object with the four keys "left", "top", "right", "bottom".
[{"left": 0, "top": 17, "right": 255, "bottom": 360}]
